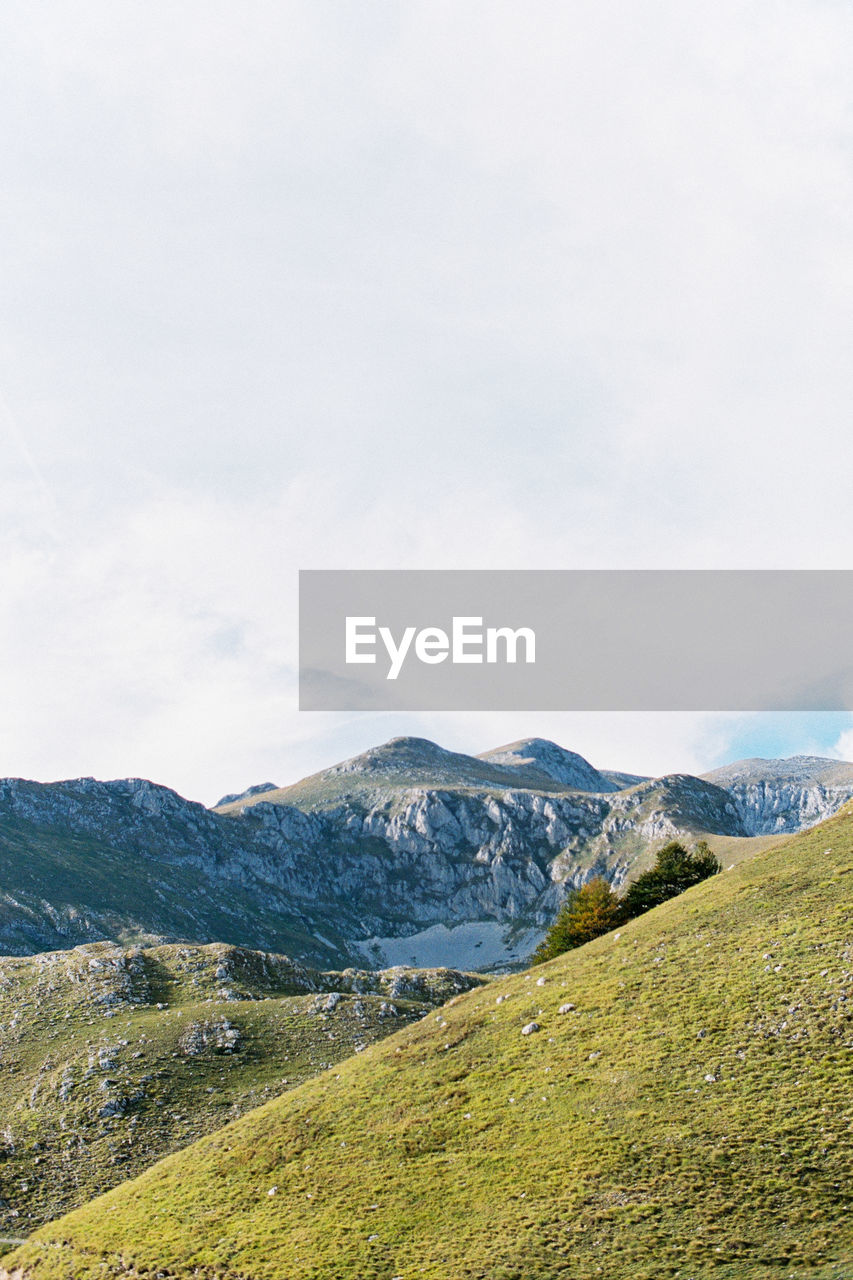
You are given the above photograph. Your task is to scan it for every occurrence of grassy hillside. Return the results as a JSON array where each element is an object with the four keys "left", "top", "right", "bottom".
[
  {"left": 703, "top": 830, "right": 797, "bottom": 868},
  {"left": 4, "top": 808, "right": 851, "bottom": 1278},
  {"left": 0, "top": 942, "right": 482, "bottom": 1237}
]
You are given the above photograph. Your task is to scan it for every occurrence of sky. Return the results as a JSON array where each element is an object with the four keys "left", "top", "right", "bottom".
[{"left": 2, "top": 0, "right": 853, "bottom": 805}]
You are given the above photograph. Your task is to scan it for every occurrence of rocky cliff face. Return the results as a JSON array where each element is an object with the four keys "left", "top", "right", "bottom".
[
  {"left": 231, "top": 770, "right": 744, "bottom": 967},
  {"left": 2, "top": 741, "right": 850, "bottom": 971},
  {"left": 701, "top": 755, "right": 853, "bottom": 834}
]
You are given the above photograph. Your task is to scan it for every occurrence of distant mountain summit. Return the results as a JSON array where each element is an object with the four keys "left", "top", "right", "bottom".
[
  {"left": 476, "top": 737, "right": 619, "bottom": 791},
  {"left": 701, "top": 754, "right": 853, "bottom": 834},
  {"left": 214, "top": 781, "right": 278, "bottom": 808},
  {"left": 217, "top": 735, "right": 620, "bottom": 814},
  {"left": 701, "top": 754, "right": 853, "bottom": 787}
]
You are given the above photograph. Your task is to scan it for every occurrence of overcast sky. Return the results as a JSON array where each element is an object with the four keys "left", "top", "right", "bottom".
[{"left": 2, "top": 0, "right": 853, "bottom": 804}]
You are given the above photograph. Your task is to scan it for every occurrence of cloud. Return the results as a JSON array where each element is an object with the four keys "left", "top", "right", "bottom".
[{"left": 1, "top": 3, "right": 852, "bottom": 796}]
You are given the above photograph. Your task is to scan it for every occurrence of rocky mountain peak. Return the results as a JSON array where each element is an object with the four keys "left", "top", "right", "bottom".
[
  {"left": 700, "top": 754, "right": 853, "bottom": 834},
  {"left": 328, "top": 736, "right": 454, "bottom": 777},
  {"left": 477, "top": 738, "right": 616, "bottom": 792}
]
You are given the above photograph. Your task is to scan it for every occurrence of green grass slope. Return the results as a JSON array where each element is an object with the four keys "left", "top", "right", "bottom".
[
  {"left": 0, "top": 942, "right": 482, "bottom": 1237},
  {"left": 3, "top": 810, "right": 852, "bottom": 1280}
]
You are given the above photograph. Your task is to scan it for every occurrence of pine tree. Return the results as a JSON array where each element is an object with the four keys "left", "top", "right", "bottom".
[{"left": 621, "top": 840, "right": 721, "bottom": 918}]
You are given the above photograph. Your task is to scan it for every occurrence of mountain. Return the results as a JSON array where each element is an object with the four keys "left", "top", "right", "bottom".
[
  {"left": 0, "top": 776, "right": 347, "bottom": 965},
  {"left": 2, "top": 741, "right": 852, "bottom": 971},
  {"left": 598, "top": 767, "right": 651, "bottom": 789},
  {"left": 0, "top": 751, "right": 737, "bottom": 971},
  {"left": 0, "top": 939, "right": 482, "bottom": 1236},
  {"left": 478, "top": 737, "right": 622, "bottom": 790},
  {"left": 5, "top": 803, "right": 850, "bottom": 1279},
  {"left": 701, "top": 754, "right": 853, "bottom": 834},
  {"left": 226, "top": 736, "right": 621, "bottom": 811}
]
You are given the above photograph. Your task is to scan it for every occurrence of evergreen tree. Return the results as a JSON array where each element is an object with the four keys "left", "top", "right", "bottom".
[
  {"left": 621, "top": 840, "right": 721, "bottom": 918},
  {"left": 530, "top": 841, "right": 721, "bottom": 965}
]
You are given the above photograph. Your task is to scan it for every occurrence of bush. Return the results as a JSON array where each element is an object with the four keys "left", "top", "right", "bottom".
[{"left": 531, "top": 877, "right": 624, "bottom": 965}]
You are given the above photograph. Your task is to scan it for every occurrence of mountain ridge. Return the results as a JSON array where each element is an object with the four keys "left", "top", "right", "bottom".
[{"left": 3, "top": 740, "right": 853, "bottom": 971}]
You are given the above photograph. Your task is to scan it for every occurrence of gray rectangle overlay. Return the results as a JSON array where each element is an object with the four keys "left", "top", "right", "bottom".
[{"left": 299, "top": 570, "right": 853, "bottom": 711}]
